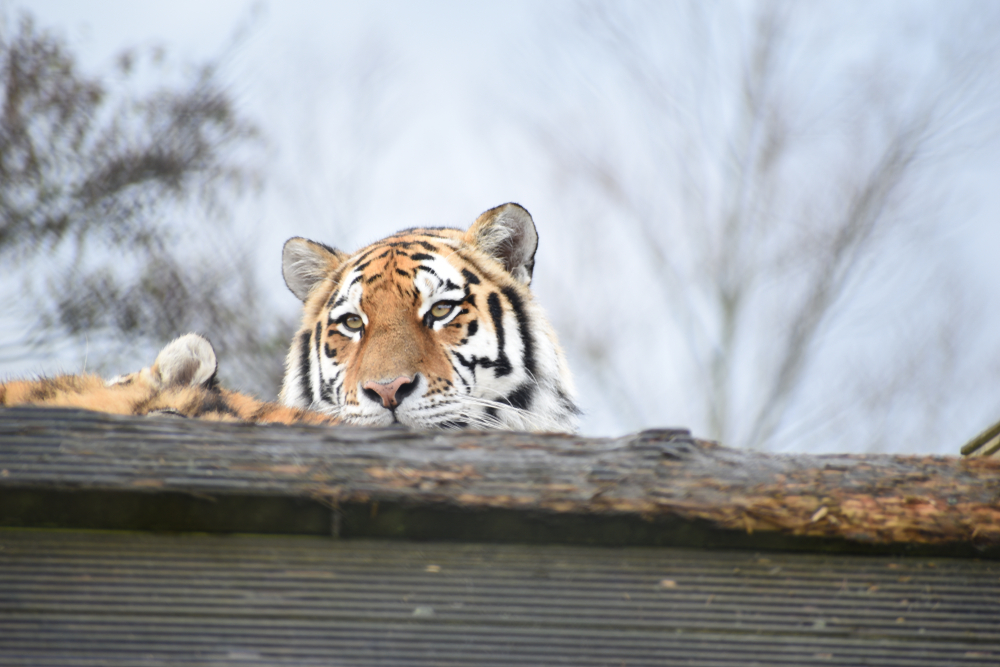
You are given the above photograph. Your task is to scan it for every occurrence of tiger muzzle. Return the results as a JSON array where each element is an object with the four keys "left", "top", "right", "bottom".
[{"left": 361, "top": 376, "right": 418, "bottom": 409}]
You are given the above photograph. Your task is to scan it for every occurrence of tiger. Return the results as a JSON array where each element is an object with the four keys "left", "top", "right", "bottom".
[
  {"left": 0, "top": 333, "right": 332, "bottom": 425},
  {"left": 2, "top": 204, "right": 579, "bottom": 432},
  {"left": 279, "top": 202, "right": 580, "bottom": 432}
]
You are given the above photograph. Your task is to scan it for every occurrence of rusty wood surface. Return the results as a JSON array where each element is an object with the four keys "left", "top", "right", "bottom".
[{"left": 1, "top": 407, "right": 999, "bottom": 555}]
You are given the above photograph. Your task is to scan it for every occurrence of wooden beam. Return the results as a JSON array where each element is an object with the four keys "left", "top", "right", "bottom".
[{"left": 1, "top": 407, "right": 998, "bottom": 556}]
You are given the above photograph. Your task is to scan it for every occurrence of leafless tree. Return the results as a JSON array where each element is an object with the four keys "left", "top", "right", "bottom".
[
  {"left": 0, "top": 11, "right": 290, "bottom": 394},
  {"left": 538, "top": 1, "right": 1000, "bottom": 449}
]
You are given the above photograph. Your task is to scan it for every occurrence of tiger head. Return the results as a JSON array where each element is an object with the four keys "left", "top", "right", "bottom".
[{"left": 278, "top": 203, "right": 580, "bottom": 432}]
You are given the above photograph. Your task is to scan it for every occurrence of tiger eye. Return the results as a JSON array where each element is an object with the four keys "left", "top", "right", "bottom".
[
  {"left": 431, "top": 303, "right": 453, "bottom": 319},
  {"left": 344, "top": 315, "right": 363, "bottom": 331}
]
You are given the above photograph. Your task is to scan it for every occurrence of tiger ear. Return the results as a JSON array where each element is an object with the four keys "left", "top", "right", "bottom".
[
  {"left": 282, "top": 237, "right": 348, "bottom": 302},
  {"left": 150, "top": 333, "right": 218, "bottom": 389},
  {"left": 466, "top": 203, "right": 538, "bottom": 285}
]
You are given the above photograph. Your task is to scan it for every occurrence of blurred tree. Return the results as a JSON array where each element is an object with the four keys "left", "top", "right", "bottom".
[
  {"left": 541, "top": 1, "right": 1000, "bottom": 449},
  {"left": 0, "top": 12, "right": 290, "bottom": 395}
]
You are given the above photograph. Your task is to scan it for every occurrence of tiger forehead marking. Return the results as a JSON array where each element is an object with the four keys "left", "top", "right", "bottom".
[{"left": 279, "top": 204, "right": 580, "bottom": 432}]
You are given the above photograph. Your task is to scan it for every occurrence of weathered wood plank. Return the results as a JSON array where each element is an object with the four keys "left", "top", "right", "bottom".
[{"left": 1, "top": 407, "right": 998, "bottom": 555}]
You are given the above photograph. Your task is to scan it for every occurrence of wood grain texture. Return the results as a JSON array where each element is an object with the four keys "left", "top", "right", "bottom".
[{"left": 1, "top": 406, "right": 998, "bottom": 555}]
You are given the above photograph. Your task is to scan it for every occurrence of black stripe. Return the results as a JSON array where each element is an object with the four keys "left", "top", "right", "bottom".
[
  {"left": 330, "top": 368, "right": 344, "bottom": 403},
  {"left": 558, "top": 388, "right": 583, "bottom": 415},
  {"left": 353, "top": 247, "right": 378, "bottom": 263},
  {"left": 26, "top": 379, "right": 59, "bottom": 401},
  {"left": 451, "top": 351, "right": 477, "bottom": 383},
  {"left": 454, "top": 249, "right": 497, "bottom": 286},
  {"left": 487, "top": 292, "right": 512, "bottom": 377},
  {"left": 297, "top": 329, "right": 312, "bottom": 403},
  {"left": 499, "top": 286, "right": 536, "bottom": 377},
  {"left": 325, "top": 267, "right": 349, "bottom": 307},
  {"left": 447, "top": 355, "right": 471, "bottom": 390},
  {"left": 416, "top": 265, "right": 439, "bottom": 279},
  {"left": 313, "top": 322, "right": 324, "bottom": 396},
  {"left": 411, "top": 253, "right": 435, "bottom": 261},
  {"left": 314, "top": 240, "right": 339, "bottom": 255},
  {"left": 192, "top": 391, "right": 242, "bottom": 419},
  {"left": 249, "top": 404, "right": 271, "bottom": 422},
  {"left": 504, "top": 383, "right": 535, "bottom": 411},
  {"left": 461, "top": 268, "right": 480, "bottom": 285}
]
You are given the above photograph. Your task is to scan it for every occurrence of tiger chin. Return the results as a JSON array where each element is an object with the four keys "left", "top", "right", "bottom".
[{"left": 279, "top": 202, "right": 580, "bottom": 433}]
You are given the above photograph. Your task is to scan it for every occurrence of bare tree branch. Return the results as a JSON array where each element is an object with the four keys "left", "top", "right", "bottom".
[
  {"left": 540, "top": 0, "right": 1000, "bottom": 449},
  {"left": 0, "top": 10, "right": 285, "bottom": 395}
]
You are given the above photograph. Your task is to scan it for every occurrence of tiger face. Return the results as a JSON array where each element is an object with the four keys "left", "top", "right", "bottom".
[{"left": 279, "top": 203, "right": 579, "bottom": 432}]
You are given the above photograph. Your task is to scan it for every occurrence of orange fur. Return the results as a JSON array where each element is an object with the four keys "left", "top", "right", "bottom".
[{"left": 1, "top": 334, "right": 336, "bottom": 426}]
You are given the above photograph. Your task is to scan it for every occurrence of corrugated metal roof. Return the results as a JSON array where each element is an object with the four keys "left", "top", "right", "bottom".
[{"left": 1, "top": 529, "right": 997, "bottom": 666}]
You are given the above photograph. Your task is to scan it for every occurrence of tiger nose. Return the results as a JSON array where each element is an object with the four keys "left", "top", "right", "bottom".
[{"left": 362, "top": 376, "right": 417, "bottom": 409}]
